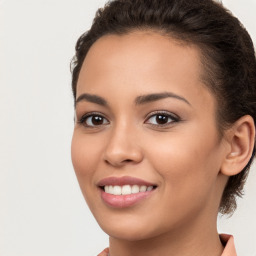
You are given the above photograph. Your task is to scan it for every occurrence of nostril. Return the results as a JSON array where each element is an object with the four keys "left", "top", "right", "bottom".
[{"left": 123, "top": 159, "right": 133, "bottom": 162}]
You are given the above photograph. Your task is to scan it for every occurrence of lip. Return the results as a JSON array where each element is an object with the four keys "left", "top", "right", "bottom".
[
  {"left": 97, "top": 176, "right": 157, "bottom": 208},
  {"left": 100, "top": 190, "right": 155, "bottom": 208}
]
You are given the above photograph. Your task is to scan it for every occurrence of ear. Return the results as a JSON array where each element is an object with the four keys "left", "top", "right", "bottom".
[{"left": 221, "top": 115, "right": 255, "bottom": 176}]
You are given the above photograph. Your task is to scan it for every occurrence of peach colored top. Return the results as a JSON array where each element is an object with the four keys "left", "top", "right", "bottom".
[
  {"left": 97, "top": 234, "right": 237, "bottom": 256},
  {"left": 220, "top": 234, "right": 237, "bottom": 256}
]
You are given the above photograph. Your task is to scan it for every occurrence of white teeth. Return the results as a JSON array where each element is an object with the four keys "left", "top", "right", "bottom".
[
  {"left": 108, "top": 185, "right": 114, "bottom": 194},
  {"left": 131, "top": 185, "right": 139, "bottom": 194},
  {"left": 105, "top": 185, "right": 109, "bottom": 193},
  {"left": 139, "top": 185, "right": 147, "bottom": 192},
  {"left": 122, "top": 185, "right": 131, "bottom": 195},
  {"left": 113, "top": 185, "right": 122, "bottom": 195},
  {"left": 147, "top": 186, "right": 153, "bottom": 191},
  {"left": 104, "top": 185, "right": 155, "bottom": 195}
]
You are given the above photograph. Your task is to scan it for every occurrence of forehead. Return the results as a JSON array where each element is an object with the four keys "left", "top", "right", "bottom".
[
  {"left": 80, "top": 31, "right": 200, "bottom": 81},
  {"left": 77, "top": 30, "right": 215, "bottom": 109}
]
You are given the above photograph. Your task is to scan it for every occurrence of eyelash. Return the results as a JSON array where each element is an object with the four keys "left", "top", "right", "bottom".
[
  {"left": 77, "top": 111, "right": 180, "bottom": 128},
  {"left": 145, "top": 111, "right": 180, "bottom": 127},
  {"left": 78, "top": 112, "right": 109, "bottom": 128}
]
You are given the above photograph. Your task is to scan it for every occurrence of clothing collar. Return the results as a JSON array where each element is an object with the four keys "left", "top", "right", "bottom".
[
  {"left": 98, "top": 234, "right": 237, "bottom": 256},
  {"left": 220, "top": 234, "right": 237, "bottom": 256}
]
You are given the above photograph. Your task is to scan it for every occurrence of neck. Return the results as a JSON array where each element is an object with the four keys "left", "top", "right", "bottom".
[{"left": 108, "top": 214, "right": 224, "bottom": 256}]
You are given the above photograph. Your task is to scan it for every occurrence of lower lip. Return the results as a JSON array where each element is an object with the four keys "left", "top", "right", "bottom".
[{"left": 100, "top": 189, "right": 155, "bottom": 208}]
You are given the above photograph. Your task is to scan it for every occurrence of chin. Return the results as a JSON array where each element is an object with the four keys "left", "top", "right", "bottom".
[
  {"left": 103, "top": 226, "right": 155, "bottom": 241},
  {"left": 95, "top": 216, "right": 151, "bottom": 240},
  {"left": 96, "top": 213, "right": 168, "bottom": 242}
]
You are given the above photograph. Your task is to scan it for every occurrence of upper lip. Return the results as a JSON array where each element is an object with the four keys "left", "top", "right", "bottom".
[{"left": 97, "top": 176, "right": 156, "bottom": 187}]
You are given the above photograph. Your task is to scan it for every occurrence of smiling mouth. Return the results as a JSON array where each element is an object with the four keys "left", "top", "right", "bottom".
[
  {"left": 100, "top": 184, "right": 157, "bottom": 195},
  {"left": 97, "top": 176, "right": 158, "bottom": 207}
]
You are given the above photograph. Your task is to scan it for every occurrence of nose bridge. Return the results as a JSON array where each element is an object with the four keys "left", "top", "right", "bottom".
[{"left": 103, "top": 118, "right": 143, "bottom": 166}]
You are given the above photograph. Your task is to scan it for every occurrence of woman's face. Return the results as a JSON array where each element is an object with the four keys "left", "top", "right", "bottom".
[{"left": 71, "top": 31, "right": 228, "bottom": 240}]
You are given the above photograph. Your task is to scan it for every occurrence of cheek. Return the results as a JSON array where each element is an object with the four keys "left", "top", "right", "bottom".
[
  {"left": 71, "top": 132, "right": 100, "bottom": 184},
  {"left": 146, "top": 128, "right": 221, "bottom": 202},
  {"left": 71, "top": 132, "right": 107, "bottom": 213}
]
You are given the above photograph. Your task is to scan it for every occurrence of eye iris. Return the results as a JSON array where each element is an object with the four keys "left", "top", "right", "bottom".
[
  {"left": 156, "top": 115, "right": 168, "bottom": 124},
  {"left": 92, "top": 116, "right": 104, "bottom": 125}
]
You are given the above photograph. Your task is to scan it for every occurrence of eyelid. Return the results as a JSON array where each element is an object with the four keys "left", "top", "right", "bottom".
[
  {"left": 145, "top": 110, "right": 180, "bottom": 121},
  {"left": 144, "top": 110, "right": 180, "bottom": 126},
  {"left": 77, "top": 111, "right": 110, "bottom": 127}
]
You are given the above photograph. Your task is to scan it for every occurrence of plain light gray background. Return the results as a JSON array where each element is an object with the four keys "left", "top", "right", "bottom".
[{"left": 0, "top": 0, "right": 255, "bottom": 255}]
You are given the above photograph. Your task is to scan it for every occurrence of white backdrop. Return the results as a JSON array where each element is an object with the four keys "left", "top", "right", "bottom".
[{"left": 0, "top": 0, "right": 255, "bottom": 255}]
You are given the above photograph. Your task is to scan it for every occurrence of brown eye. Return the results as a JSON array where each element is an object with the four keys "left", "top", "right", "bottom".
[
  {"left": 155, "top": 115, "right": 169, "bottom": 124},
  {"left": 145, "top": 112, "right": 179, "bottom": 126},
  {"left": 80, "top": 114, "right": 109, "bottom": 127},
  {"left": 91, "top": 116, "right": 105, "bottom": 125}
]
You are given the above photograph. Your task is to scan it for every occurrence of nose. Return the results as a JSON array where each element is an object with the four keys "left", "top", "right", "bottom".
[{"left": 103, "top": 125, "right": 143, "bottom": 167}]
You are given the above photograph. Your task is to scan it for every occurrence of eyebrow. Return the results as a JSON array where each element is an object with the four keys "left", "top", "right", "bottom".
[
  {"left": 75, "top": 93, "right": 107, "bottom": 107},
  {"left": 135, "top": 92, "right": 191, "bottom": 106},
  {"left": 75, "top": 91, "right": 191, "bottom": 107}
]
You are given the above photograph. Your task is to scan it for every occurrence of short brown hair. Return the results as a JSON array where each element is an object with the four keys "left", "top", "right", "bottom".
[{"left": 71, "top": 0, "right": 256, "bottom": 214}]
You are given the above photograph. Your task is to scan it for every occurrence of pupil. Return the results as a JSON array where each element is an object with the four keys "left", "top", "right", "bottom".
[
  {"left": 92, "top": 116, "right": 103, "bottom": 125},
  {"left": 156, "top": 115, "right": 168, "bottom": 124}
]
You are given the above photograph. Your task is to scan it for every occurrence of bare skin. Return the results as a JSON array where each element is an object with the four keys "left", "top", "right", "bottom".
[{"left": 71, "top": 31, "right": 255, "bottom": 256}]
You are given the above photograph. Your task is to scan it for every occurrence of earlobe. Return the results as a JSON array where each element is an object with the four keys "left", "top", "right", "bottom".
[{"left": 221, "top": 115, "right": 255, "bottom": 176}]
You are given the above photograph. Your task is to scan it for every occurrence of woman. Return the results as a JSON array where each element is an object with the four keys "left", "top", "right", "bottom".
[{"left": 70, "top": 0, "right": 256, "bottom": 255}]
